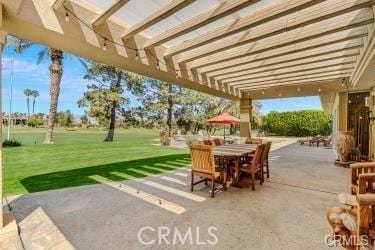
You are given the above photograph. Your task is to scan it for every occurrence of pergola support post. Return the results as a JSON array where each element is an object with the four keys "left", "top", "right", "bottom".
[
  {"left": 240, "top": 98, "right": 252, "bottom": 142},
  {"left": 369, "top": 88, "right": 375, "bottom": 159},
  {"left": 0, "top": 40, "right": 3, "bottom": 230},
  {"left": 338, "top": 92, "right": 348, "bottom": 132}
]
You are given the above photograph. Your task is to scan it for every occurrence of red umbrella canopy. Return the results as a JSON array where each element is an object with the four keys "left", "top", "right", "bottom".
[{"left": 207, "top": 113, "right": 240, "bottom": 125}]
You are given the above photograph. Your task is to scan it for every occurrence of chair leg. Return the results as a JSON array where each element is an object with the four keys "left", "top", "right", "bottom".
[
  {"left": 251, "top": 172, "right": 255, "bottom": 191},
  {"left": 190, "top": 172, "right": 194, "bottom": 192},
  {"left": 221, "top": 172, "right": 227, "bottom": 191},
  {"left": 211, "top": 180, "right": 215, "bottom": 198},
  {"left": 266, "top": 160, "right": 270, "bottom": 178}
]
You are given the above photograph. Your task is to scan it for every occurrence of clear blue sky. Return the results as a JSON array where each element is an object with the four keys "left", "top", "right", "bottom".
[{"left": 1, "top": 43, "right": 322, "bottom": 116}]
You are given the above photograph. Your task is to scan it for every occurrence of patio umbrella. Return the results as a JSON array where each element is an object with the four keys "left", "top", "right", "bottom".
[{"left": 207, "top": 113, "right": 240, "bottom": 140}]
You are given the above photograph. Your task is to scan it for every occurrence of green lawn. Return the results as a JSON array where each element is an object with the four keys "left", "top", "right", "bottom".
[{"left": 3, "top": 127, "right": 189, "bottom": 196}]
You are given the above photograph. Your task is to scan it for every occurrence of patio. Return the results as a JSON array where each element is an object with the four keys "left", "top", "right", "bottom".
[
  {"left": 0, "top": 0, "right": 375, "bottom": 248},
  {"left": 8, "top": 141, "right": 348, "bottom": 249}
]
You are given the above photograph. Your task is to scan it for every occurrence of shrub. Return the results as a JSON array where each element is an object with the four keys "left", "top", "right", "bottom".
[
  {"left": 27, "top": 119, "right": 44, "bottom": 128},
  {"left": 161, "top": 137, "right": 171, "bottom": 146},
  {"left": 185, "top": 136, "right": 199, "bottom": 146},
  {"left": 159, "top": 129, "right": 171, "bottom": 146},
  {"left": 261, "top": 110, "right": 332, "bottom": 137},
  {"left": 3, "top": 139, "right": 22, "bottom": 147}
]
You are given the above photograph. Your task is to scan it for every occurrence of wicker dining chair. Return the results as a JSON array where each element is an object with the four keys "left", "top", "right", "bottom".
[
  {"left": 262, "top": 142, "right": 272, "bottom": 179},
  {"left": 245, "top": 137, "right": 263, "bottom": 145},
  {"left": 232, "top": 143, "right": 265, "bottom": 190},
  {"left": 189, "top": 144, "right": 227, "bottom": 198}
]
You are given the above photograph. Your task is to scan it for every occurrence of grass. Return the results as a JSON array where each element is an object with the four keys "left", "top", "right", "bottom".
[{"left": 3, "top": 127, "right": 189, "bottom": 196}]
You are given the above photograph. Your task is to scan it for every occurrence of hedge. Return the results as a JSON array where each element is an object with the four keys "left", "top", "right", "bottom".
[{"left": 261, "top": 110, "right": 332, "bottom": 137}]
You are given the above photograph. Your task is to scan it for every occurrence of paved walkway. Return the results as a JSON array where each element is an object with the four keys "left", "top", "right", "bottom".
[{"left": 9, "top": 142, "right": 348, "bottom": 249}]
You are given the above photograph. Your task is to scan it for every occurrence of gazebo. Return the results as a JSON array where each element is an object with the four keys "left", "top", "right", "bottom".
[{"left": 0, "top": 0, "right": 375, "bottom": 236}]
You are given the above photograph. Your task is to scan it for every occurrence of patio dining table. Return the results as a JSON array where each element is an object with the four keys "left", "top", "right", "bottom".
[{"left": 214, "top": 144, "right": 257, "bottom": 187}]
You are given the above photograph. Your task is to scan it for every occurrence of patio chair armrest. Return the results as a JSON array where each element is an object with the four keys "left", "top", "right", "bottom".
[
  {"left": 357, "top": 194, "right": 375, "bottom": 205},
  {"left": 350, "top": 162, "right": 375, "bottom": 169}
]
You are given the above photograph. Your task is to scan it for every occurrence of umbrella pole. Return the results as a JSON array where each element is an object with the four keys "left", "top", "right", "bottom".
[{"left": 224, "top": 125, "right": 226, "bottom": 140}]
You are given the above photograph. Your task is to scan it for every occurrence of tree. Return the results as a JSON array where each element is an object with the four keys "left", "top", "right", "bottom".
[
  {"left": 23, "top": 89, "right": 32, "bottom": 119},
  {"left": 7, "top": 36, "right": 68, "bottom": 144},
  {"left": 78, "top": 61, "right": 144, "bottom": 142},
  {"left": 135, "top": 78, "right": 182, "bottom": 136},
  {"left": 31, "top": 90, "right": 40, "bottom": 115},
  {"left": 80, "top": 114, "right": 89, "bottom": 128}
]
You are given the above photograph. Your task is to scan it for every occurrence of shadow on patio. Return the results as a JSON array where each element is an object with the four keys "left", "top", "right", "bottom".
[{"left": 20, "top": 154, "right": 190, "bottom": 193}]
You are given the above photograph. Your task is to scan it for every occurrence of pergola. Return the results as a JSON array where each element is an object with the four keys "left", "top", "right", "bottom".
[{"left": 1, "top": 0, "right": 375, "bottom": 230}]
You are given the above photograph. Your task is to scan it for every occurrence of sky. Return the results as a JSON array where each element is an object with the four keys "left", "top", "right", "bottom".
[{"left": 1, "top": 43, "right": 322, "bottom": 116}]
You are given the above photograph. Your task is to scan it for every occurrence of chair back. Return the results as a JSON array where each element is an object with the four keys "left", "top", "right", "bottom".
[
  {"left": 251, "top": 144, "right": 265, "bottom": 170},
  {"left": 245, "top": 137, "right": 263, "bottom": 145},
  {"left": 203, "top": 139, "right": 215, "bottom": 146},
  {"left": 190, "top": 144, "right": 215, "bottom": 175},
  {"left": 262, "top": 142, "right": 272, "bottom": 162},
  {"left": 213, "top": 138, "right": 225, "bottom": 146},
  {"left": 351, "top": 163, "right": 375, "bottom": 189},
  {"left": 358, "top": 173, "right": 375, "bottom": 194}
]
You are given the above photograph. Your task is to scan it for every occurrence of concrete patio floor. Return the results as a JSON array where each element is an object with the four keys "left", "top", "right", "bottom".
[{"left": 8, "top": 142, "right": 349, "bottom": 249}]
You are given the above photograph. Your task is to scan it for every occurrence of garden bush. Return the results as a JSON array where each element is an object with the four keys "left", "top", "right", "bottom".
[
  {"left": 3, "top": 139, "right": 22, "bottom": 147},
  {"left": 261, "top": 110, "right": 332, "bottom": 137},
  {"left": 26, "top": 119, "right": 44, "bottom": 127}
]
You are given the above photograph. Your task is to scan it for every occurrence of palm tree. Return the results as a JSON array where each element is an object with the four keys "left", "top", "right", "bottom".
[
  {"left": 31, "top": 90, "right": 40, "bottom": 115},
  {"left": 23, "top": 89, "right": 32, "bottom": 119},
  {"left": 8, "top": 37, "right": 65, "bottom": 144}
]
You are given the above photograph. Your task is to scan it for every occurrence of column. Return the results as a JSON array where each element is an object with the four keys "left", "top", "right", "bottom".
[
  {"left": 369, "top": 88, "right": 375, "bottom": 159},
  {"left": 338, "top": 92, "right": 348, "bottom": 132},
  {"left": 0, "top": 41, "right": 3, "bottom": 229},
  {"left": 240, "top": 98, "right": 252, "bottom": 141}
]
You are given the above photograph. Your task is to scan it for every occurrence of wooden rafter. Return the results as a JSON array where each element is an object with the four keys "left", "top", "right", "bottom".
[
  {"left": 183, "top": 8, "right": 373, "bottom": 68},
  {"left": 232, "top": 69, "right": 354, "bottom": 89},
  {"left": 92, "top": 0, "right": 128, "bottom": 28},
  {"left": 144, "top": 0, "right": 259, "bottom": 48},
  {"left": 222, "top": 58, "right": 356, "bottom": 84},
  {"left": 213, "top": 50, "right": 360, "bottom": 81},
  {"left": 192, "top": 28, "right": 367, "bottom": 72},
  {"left": 238, "top": 74, "right": 352, "bottom": 91},
  {"left": 225, "top": 65, "right": 355, "bottom": 87},
  {"left": 203, "top": 38, "right": 364, "bottom": 76},
  {"left": 351, "top": 20, "right": 375, "bottom": 86},
  {"left": 52, "top": 0, "right": 67, "bottom": 10},
  {"left": 122, "top": 0, "right": 196, "bottom": 41},
  {"left": 164, "top": 0, "right": 322, "bottom": 57},
  {"left": 174, "top": 0, "right": 375, "bottom": 61}
]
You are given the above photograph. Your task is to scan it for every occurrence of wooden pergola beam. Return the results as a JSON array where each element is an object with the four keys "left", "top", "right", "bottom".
[
  {"left": 232, "top": 68, "right": 353, "bottom": 89},
  {"left": 144, "top": 0, "right": 259, "bottom": 48},
  {"left": 213, "top": 50, "right": 360, "bottom": 81},
  {"left": 192, "top": 28, "right": 367, "bottom": 72},
  {"left": 222, "top": 58, "right": 356, "bottom": 84},
  {"left": 164, "top": 0, "right": 322, "bottom": 57},
  {"left": 188, "top": 17, "right": 372, "bottom": 69},
  {"left": 184, "top": 9, "right": 373, "bottom": 68},
  {"left": 52, "top": 0, "right": 67, "bottom": 10},
  {"left": 238, "top": 74, "right": 352, "bottom": 91},
  {"left": 175, "top": 0, "right": 375, "bottom": 61},
  {"left": 202, "top": 36, "right": 364, "bottom": 76},
  {"left": 92, "top": 0, "right": 129, "bottom": 28},
  {"left": 122, "top": 0, "right": 195, "bottom": 41}
]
